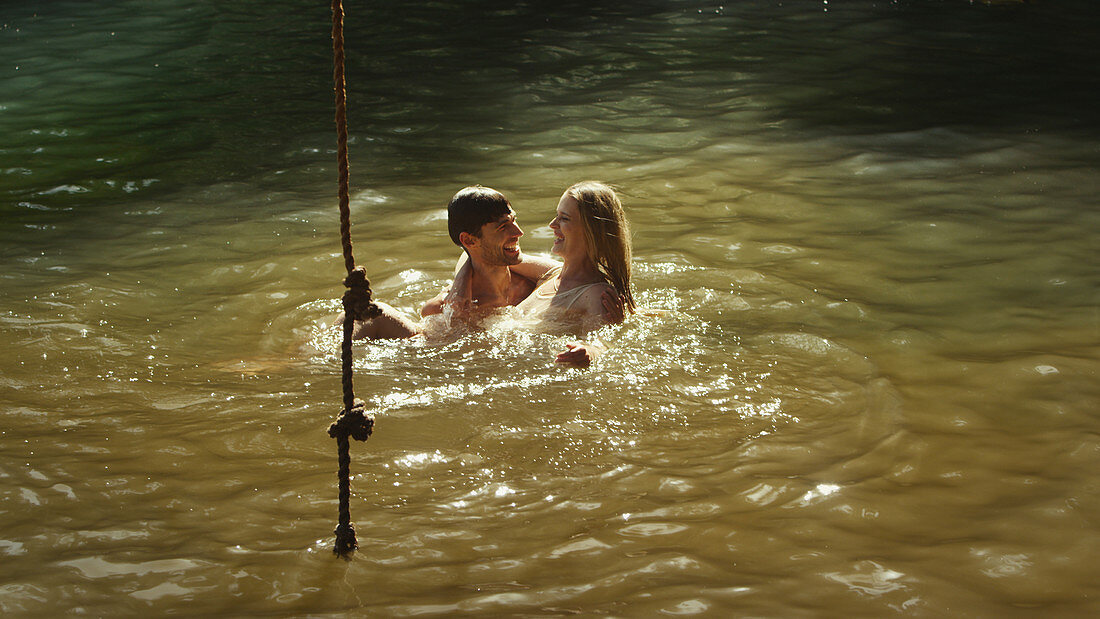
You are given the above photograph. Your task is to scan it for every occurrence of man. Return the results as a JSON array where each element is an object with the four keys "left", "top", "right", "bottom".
[
  {"left": 420, "top": 185, "right": 557, "bottom": 319},
  {"left": 343, "top": 185, "right": 557, "bottom": 339}
]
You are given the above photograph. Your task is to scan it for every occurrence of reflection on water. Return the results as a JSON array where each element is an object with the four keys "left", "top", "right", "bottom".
[{"left": 2, "top": 0, "right": 1099, "bottom": 616}]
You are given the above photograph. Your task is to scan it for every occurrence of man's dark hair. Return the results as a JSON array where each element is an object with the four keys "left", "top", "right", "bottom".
[{"left": 447, "top": 186, "right": 512, "bottom": 247}]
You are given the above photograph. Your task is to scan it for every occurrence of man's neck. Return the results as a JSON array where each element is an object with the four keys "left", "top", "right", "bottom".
[{"left": 468, "top": 259, "right": 512, "bottom": 306}]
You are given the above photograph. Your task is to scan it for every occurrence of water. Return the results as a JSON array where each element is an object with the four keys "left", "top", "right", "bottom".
[{"left": 2, "top": 0, "right": 1098, "bottom": 615}]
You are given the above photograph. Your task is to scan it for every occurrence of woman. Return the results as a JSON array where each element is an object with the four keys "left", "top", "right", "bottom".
[{"left": 511, "top": 180, "right": 635, "bottom": 366}]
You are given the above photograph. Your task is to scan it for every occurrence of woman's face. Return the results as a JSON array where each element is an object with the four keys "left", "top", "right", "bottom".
[{"left": 549, "top": 193, "right": 587, "bottom": 261}]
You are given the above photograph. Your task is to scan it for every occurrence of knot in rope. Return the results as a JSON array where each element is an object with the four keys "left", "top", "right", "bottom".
[
  {"left": 328, "top": 398, "right": 374, "bottom": 442},
  {"left": 342, "top": 266, "right": 383, "bottom": 322},
  {"left": 333, "top": 522, "right": 358, "bottom": 557}
]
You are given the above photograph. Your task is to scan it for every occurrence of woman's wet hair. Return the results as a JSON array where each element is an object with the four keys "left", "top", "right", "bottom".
[
  {"left": 447, "top": 185, "right": 512, "bottom": 247},
  {"left": 566, "top": 181, "right": 635, "bottom": 312}
]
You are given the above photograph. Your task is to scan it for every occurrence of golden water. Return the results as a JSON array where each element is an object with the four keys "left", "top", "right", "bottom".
[{"left": 2, "top": 0, "right": 1098, "bottom": 615}]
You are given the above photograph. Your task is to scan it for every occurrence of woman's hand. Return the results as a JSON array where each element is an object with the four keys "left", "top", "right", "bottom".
[
  {"left": 555, "top": 342, "right": 593, "bottom": 368},
  {"left": 555, "top": 337, "right": 608, "bottom": 368}
]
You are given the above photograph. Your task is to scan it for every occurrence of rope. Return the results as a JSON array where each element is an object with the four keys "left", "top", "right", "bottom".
[{"left": 329, "top": 0, "right": 382, "bottom": 558}]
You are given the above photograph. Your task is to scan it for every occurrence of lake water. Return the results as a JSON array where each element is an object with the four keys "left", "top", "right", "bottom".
[{"left": 2, "top": 0, "right": 1098, "bottom": 615}]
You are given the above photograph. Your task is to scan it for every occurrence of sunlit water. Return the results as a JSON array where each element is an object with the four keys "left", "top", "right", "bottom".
[{"left": 2, "top": 0, "right": 1098, "bottom": 615}]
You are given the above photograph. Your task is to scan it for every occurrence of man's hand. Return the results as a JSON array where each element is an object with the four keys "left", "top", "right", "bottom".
[
  {"left": 601, "top": 290, "right": 625, "bottom": 324},
  {"left": 555, "top": 342, "right": 592, "bottom": 368}
]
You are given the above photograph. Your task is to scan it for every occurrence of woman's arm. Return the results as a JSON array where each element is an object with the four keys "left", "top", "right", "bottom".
[
  {"left": 577, "top": 282, "right": 626, "bottom": 325},
  {"left": 554, "top": 284, "right": 617, "bottom": 367},
  {"left": 555, "top": 338, "right": 607, "bottom": 368}
]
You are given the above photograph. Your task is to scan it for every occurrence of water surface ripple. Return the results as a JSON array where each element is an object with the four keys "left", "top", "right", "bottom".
[{"left": 1, "top": 0, "right": 1098, "bottom": 616}]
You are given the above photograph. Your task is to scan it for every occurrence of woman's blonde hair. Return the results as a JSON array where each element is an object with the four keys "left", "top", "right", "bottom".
[{"left": 566, "top": 181, "right": 635, "bottom": 312}]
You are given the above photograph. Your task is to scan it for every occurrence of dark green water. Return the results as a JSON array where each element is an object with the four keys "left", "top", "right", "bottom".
[{"left": 2, "top": 1, "right": 1098, "bottom": 615}]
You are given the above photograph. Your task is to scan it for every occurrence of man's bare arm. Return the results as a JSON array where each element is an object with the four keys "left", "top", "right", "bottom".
[
  {"left": 421, "top": 253, "right": 472, "bottom": 317},
  {"left": 509, "top": 252, "right": 559, "bottom": 282},
  {"left": 421, "top": 291, "right": 446, "bottom": 317}
]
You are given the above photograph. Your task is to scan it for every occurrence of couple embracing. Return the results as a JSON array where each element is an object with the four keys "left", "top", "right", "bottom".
[{"left": 343, "top": 181, "right": 634, "bottom": 368}]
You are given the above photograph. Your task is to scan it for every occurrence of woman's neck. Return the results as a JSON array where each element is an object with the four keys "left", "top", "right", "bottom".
[{"left": 557, "top": 255, "right": 602, "bottom": 288}]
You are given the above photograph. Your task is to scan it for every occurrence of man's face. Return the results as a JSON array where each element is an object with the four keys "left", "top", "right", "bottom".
[{"left": 471, "top": 209, "right": 523, "bottom": 266}]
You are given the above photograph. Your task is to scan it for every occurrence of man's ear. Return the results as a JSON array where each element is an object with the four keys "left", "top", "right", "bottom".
[{"left": 458, "top": 231, "right": 478, "bottom": 251}]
